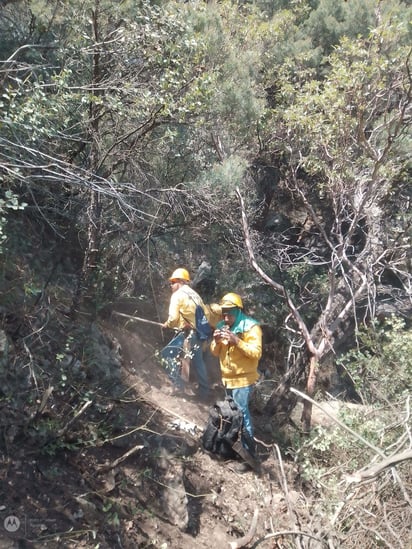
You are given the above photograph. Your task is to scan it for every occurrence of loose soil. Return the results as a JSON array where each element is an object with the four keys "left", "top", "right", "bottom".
[{"left": 0, "top": 313, "right": 297, "bottom": 549}]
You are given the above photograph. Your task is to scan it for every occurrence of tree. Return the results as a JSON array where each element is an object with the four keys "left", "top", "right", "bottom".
[
  {"left": 241, "top": 14, "right": 412, "bottom": 430},
  {"left": 0, "top": 0, "right": 266, "bottom": 312}
]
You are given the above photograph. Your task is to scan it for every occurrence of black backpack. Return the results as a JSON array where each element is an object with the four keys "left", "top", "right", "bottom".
[{"left": 201, "top": 396, "right": 244, "bottom": 459}]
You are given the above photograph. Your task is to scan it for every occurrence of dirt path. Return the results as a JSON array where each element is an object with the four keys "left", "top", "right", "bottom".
[
  {"left": 100, "top": 318, "right": 287, "bottom": 549},
  {"left": 107, "top": 318, "right": 224, "bottom": 428}
]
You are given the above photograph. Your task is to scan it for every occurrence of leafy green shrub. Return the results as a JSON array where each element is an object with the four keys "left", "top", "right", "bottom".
[
  {"left": 291, "top": 399, "right": 405, "bottom": 492},
  {"left": 337, "top": 316, "right": 412, "bottom": 405}
]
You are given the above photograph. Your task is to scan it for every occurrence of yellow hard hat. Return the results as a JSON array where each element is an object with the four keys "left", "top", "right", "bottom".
[
  {"left": 219, "top": 292, "right": 243, "bottom": 309},
  {"left": 169, "top": 268, "right": 191, "bottom": 282}
]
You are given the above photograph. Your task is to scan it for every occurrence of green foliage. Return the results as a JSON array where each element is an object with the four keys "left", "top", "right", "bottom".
[
  {"left": 337, "top": 316, "right": 412, "bottom": 404},
  {"left": 302, "top": 0, "right": 377, "bottom": 58},
  {"left": 0, "top": 191, "right": 27, "bottom": 253},
  {"left": 198, "top": 155, "right": 248, "bottom": 195},
  {"left": 257, "top": 9, "right": 412, "bottom": 325},
  {"left": 291, "top": 394, "right": 407, "bottom": 477},
  {"left": 1, "top": 0, "right": 410, "bottom": 359},
  {"left": 294, "top": 425, "right": 352, "bottom": 489},
  {"left": 0, "top": 2, "right": 411, "bottom": 545}
]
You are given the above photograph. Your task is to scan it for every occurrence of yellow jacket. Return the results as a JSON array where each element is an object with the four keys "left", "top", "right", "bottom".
[
  {"left": 210, "top": 324, "right": 262, "bottom": 389},
  {"left": 165, "top": 285, "right": 206, "bottom": 330}
]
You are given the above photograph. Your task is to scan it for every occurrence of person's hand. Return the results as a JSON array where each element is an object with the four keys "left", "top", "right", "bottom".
[
  {"left": 214, "top": 327, "right": 239, "bottom": 345},
  {"left": 213, "top": 328, "right": 228, "bottom": 343},
  {"left": 222, "top": 327, "right": 240, "bottom": 345},
  {"left": 213, "top": 328, "right": 223, "bottom": 340}
]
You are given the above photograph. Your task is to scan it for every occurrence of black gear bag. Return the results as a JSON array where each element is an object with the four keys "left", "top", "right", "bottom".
[{"left": 201, "top": 396, "right": 244, "bottom": 459}]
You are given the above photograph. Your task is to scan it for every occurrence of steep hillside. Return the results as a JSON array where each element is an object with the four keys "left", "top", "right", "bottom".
[{"left": 0, "top": 307, "right": 301, "bottom": 549}]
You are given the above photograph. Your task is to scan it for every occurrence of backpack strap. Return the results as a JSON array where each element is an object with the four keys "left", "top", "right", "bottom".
[{"left": 180, "top": 288, "right": 206, "bottom": 331}]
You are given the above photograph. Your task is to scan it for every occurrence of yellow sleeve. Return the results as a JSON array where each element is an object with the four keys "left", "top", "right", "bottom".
[
  {"left": 237, "top": 325, "right": 262, "bottom": 360},
  {"left": 165, "top": 292, "right": 183, "bottom": 329}
]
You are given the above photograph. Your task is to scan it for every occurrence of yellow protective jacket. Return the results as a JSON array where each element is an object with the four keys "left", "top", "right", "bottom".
[
  {"left": 210, "top": 324, "right": 262, "bottom": 389},
  {"left": 165, "top": 285, "right": 206, "bottom": 330}
]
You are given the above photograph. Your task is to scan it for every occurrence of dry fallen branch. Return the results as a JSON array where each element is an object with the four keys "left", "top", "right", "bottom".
[
  {"left": 255, "top": 530, "right": 325, "bottom": 546},
  {"left": 57, "top": 400, "right": 93, "bottom": 437},
  {"left": 97, "top": 443, "right": 144, "bottom": 472},
  {"left": 292, "top": 388, "right": 412, "bottom": 508},
  {"left": 30, "top": 399, "right": 94, "bottom": 456},
  {"left": 274, "top": 444, "right": 304, "bottom": 549},
  {"left": 274, "top": 446, "right": 292, "bottom": 517},
  {"left": 228, "top": 507, "right": 259, "bottom": 549},
  {"left": 346, "top": 449, "right": 412, "bottom": 484}
]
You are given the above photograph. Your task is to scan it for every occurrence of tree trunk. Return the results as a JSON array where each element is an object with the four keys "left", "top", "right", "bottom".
[
  {"left": 301, "top": 355, "right": 318, "bottom": 433},
  {"left": 70, "top": 2, "right": 103, "bottom": 320}
]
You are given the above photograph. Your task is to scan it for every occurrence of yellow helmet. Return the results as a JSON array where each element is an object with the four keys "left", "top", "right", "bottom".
[
  {"left": 219, "top": 292, "right": 243, "bottom": 310},
  {"left": 169, "top": 268, "right": 191, "bottom": 282}
]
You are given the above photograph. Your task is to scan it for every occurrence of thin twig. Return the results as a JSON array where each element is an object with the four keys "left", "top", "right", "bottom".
[
  {"left": 112, "top": 311, "right": 164, "bottom": 327},
  {"left": 56, "top": 400, "right": 93, "bottom": 437},
  {"left": 274, "top": 444, "right": 304, "bottom": 549}
]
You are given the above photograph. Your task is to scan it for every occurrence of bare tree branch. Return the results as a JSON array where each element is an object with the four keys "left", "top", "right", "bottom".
[
  {"left": 346, "top": 450, "right": 412, "bottom": 484},
  {"left": 235, "top": 187, "right": 319, "bottom": 357}
]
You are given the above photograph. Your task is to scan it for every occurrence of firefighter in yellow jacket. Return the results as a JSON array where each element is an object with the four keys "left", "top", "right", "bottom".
[
  {"left": 161, "top": 268, "right": 211, "bottom": 400},
  {"left": 210, "top": 292, "right": 262, "bottom": 462}
]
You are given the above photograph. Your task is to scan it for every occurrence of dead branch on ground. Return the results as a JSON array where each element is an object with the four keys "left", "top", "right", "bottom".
[
  {"left": 345, "top": 449, "right": 412, "bottom": 484},
  {"left": 97, "top": 443, "right": 145, "bottom": 472},
  {"left": 228, "top": 507, "right": 259, "bottom": 549}
]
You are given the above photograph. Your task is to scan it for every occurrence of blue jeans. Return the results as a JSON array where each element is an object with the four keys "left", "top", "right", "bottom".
[
  {"left": 186, "top": 330, "right": 210, "bottom": 397},
  {"left": 161, "top": 331, "right": 210, "bottom": 397},
  {"left": 161, "top": 332, "right": 185, "bottom": 388},
  {"left": 227, "top": 385, "right": 255, "bottom": 453}
]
